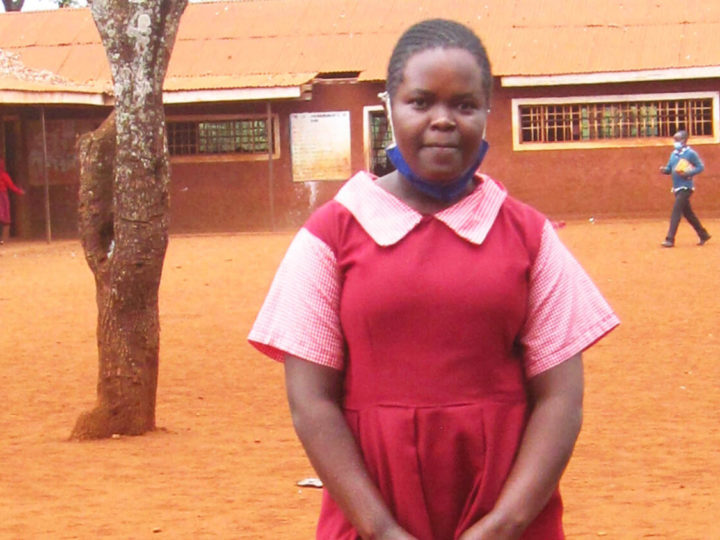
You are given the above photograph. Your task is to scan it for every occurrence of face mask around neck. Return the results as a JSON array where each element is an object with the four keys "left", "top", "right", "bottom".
[{"left": 386, "top": 141, "right": 489, "bottom": 203}]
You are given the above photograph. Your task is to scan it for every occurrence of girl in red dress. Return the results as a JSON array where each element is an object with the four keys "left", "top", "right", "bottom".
[
  {"left": 0, "top": 158, "right": 25, "bottom": 244},
  {"left": 250, "top": 19, "right": 619, "bottom": 540}
]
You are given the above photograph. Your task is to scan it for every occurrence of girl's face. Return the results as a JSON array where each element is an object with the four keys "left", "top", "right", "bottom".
[{"left": 390, "top": 47, "right": 488, "bottom": 183}]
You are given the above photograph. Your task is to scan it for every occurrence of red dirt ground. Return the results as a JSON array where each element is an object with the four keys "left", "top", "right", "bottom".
[{"left": 1, "top": 218, "right": 719, "bottom": 539}]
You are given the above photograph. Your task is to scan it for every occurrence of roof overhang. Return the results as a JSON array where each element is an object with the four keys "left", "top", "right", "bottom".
[
  {"left": 162, "top": 73, "right": 316, "bottom": 104},
  {"left": 0, "top": 85, "right": 313, "bottom": 106},
  {"left": 0, "top": 89, "right": 110, "bottom": 105},
  {"left": 501, "top": 65, "right": 720, "bottom": 87},
  {"left": 162, "top": 85, "right": 311, "bottom": 104}
]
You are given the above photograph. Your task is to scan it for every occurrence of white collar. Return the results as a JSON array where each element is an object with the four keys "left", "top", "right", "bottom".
[{"left": 334, "top": 171, "right": 507, "bottom": 246}]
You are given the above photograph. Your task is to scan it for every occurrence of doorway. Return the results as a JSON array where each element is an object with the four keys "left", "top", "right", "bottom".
[{"left": 1, "top": 116, "right": 21, "bottom": 237}]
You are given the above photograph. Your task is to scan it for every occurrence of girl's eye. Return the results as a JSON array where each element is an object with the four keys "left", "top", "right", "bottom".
[
  {"left": 458, "top": 102, "right": 478, "bottom": 112},
  {"left": 411, "top": 97, "right": 429, "bottom": 108}
]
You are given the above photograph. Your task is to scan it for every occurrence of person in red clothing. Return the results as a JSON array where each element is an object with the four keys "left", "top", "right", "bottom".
[
  {"left": 249, "top": 19, "right": 619, "bottom": 540},
  {"left": 0, "top": 158, "right": 25, "bottom": 244}
]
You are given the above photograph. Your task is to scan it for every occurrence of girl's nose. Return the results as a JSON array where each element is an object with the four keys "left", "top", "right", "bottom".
[
  {"left": 431, "top": 103, "right": 455, "bottom": 130},
  {"left": 430, "top": 106, "right": 456, "bottom": 130}
]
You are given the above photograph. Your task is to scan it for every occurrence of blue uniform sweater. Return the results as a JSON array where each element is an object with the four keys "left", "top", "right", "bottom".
[{"left": 661, "top": 145, "right": 704, "bottom": 191}]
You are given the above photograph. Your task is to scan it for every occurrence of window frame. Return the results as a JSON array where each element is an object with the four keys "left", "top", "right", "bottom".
[
  {"left": 511, "top": 91, "right": 720, "bottom": 151},
  {"left": 166, "top": 113, "right": 281, "bottom": 163},
  {"left": 362, "top": 105, "right": 394, "bottom": 174}
]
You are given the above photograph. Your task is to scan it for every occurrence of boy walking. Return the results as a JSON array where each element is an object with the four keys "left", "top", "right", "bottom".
[{"left": 659, "top": 130, "right": 711, "bottom": 247}]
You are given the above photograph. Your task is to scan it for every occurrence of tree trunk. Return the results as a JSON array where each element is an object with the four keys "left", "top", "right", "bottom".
[
  {"left": 2, "top": 0, "right": 25, "bottom": 12},
  {"left": 72, "top": 0, "right": 188, "bottom": 440}
]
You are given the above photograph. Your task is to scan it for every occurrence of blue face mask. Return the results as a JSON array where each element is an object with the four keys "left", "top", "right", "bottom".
[
  {"left": 386, "top": 140, "right": 490, "bottom": 203},
  {"left": 673, "top": 141, "right": 684, "bottom": 150}
]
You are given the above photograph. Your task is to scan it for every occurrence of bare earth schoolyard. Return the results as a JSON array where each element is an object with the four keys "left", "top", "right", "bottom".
[{"left": 1, "top": 218, "right": 719, "bottom": 539}]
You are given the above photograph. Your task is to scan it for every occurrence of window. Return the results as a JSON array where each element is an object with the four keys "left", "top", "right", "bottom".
[
  {"left": 512, "top": 92, "right": 719, "bottom": 150},
  {"left": 166, "top": 115, "right": 279, "bottom": 161},
  {"left": 363, "top": 106, "right": 395, "bottom": 176}
]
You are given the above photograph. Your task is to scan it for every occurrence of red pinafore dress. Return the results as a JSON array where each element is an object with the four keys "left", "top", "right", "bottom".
[{"left": 303, "top": 197, "right": 564, "bottom": 539}]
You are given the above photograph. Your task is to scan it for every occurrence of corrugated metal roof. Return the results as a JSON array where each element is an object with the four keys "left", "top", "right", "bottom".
[
  {"left": 0, "top": 47, "right": 107, "bottom": 102},
  {"left": 0, "top": 74, "right": 96, "bottom": 93},
  {"left": 1, "top": 0, "right": 720, "bottom": 99}
]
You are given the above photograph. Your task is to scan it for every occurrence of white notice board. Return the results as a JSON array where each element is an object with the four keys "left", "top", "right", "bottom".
[{"left": 290, "top": 111, "right": 351, "bottom": 182}]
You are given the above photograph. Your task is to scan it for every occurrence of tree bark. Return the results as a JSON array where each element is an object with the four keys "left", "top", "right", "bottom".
[
  {"left": 2, "top": 0, "right": 25, "bottom": 12},
  {"left": 72, "top": 0, "right": 188, "bottom": 440}
]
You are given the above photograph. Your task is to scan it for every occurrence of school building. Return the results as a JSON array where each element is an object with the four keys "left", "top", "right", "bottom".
[{"left": 1, "top": 0, "right": 719, "bottom": 239}]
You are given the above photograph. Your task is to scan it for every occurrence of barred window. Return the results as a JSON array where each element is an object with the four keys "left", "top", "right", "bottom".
[
  {"left": 512, "top": 93, "right": 719, "bottom": 150},
  {"left": 363, "top": 107, "right": 395, "bottom": 176},
  {"left": 167, "top": 116, "right": 278, "bottom": 159},
  {"left": 368, "top": 110, "right": 394, "bottom": 176}
]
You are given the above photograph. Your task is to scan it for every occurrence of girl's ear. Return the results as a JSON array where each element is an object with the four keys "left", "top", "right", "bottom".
[{"left": 378, "top": 91, "right": 390, "bottom": 115}]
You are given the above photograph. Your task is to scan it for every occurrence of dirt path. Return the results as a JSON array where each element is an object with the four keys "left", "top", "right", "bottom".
[{"left": 1, "top": 219, "right": 718, "bottom": 539}]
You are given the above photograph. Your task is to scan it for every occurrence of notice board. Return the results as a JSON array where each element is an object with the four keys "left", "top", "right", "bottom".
[{"left": 290, "top": 111, "right": 351, "bottom": 182}]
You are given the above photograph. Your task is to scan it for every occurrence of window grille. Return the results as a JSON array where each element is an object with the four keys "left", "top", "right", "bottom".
[
  {"left": 368, "top": 110, "right": 394, "bottom": 176},
  {"left": 167, "top": 117, "right": 275, "bottom": 157},
  {"left": 514, "top": 94, "right": 717, "bottom": 149}
]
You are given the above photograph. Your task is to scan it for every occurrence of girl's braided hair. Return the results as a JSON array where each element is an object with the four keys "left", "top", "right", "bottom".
[{"left": 386, "top": 19, "right": 492, "bottom": 103}]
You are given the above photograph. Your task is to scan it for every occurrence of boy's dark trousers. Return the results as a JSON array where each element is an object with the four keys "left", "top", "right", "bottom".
[{"left": 665, "top": 188, "right": 709, "bottom": 242}]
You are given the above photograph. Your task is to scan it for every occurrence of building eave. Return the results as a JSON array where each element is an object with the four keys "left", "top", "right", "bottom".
[
  {"left": 501, "top": 66, "right": 720, "bottom": 87},
  {"left": 0, "top": 89, "right": 111, "bottom": 106},
  {"left": 162, "top": 85, "right": 312, "bottom": 104}
]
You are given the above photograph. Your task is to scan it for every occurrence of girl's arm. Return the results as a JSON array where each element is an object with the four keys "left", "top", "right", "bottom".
[
  {"left": 2, "top": 172, "right": 24, "bottom": 194},
  {"left": 459, "top": 353, "right": 584, "bottom": 540},
  {"left": 284, "top": 355, "right": 417, "bottom": 540}
]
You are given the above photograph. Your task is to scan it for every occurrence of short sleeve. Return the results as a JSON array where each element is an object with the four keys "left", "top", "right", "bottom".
[
  {"left": 520, "top": 220, "right": 619, "bottom": 377},
  {"left": 248, "top": 227, "right": 345, "bottom": 370}
]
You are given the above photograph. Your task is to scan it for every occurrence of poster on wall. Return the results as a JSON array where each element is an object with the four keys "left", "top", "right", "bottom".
[{"left": 290, "top": 111, "right": 351, "bottom": 182}]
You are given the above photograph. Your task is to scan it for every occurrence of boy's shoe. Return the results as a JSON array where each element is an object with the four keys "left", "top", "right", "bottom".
[
  {"left": 661, "top": 240, "right": 674, "bottom": 248},
  {"left": 697, "top": 235, "right": 711, "bottom": 246}
]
